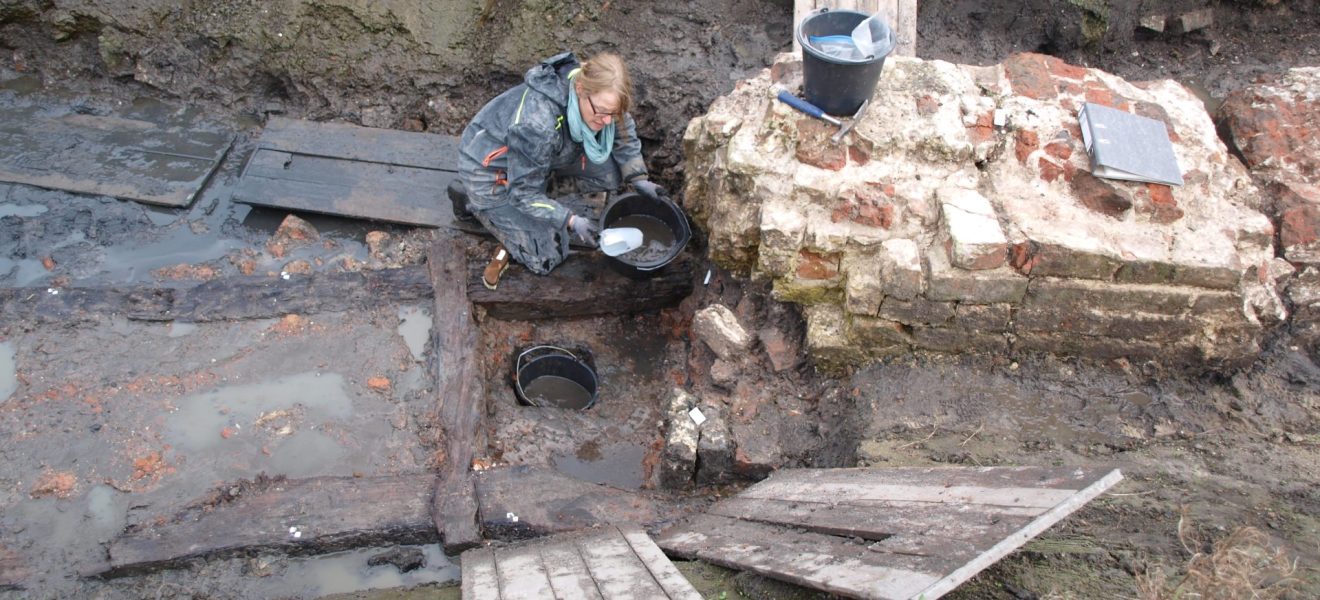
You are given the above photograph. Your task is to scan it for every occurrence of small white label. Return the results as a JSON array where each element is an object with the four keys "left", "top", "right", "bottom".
[
  {"left": 703, "top": 270, "right": 712, "bottom": 285},
  {"left": 689, "top": 407, "right": 707, "bottom": 426},
  {"left": 507, "top": 512, "right": 519, "bottom": 523},
  {"left": 993, "top": 109, "right": 1007, "bottom": 128}
]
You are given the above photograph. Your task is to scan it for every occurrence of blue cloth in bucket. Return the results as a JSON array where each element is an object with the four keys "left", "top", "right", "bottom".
[{"left": 809, "top": 15, "right": 894, "bottom": 61}]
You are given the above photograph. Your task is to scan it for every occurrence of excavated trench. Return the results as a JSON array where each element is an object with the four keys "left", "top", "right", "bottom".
[{"left": 3, "top": 1, "right": 1320, "bottom": 598}]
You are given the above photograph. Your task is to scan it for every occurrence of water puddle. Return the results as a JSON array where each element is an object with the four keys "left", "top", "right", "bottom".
[
  {"left": 0, "top": 341, "right": 15, "bottom": 401},
  {"left": 521, "top": 375, "right": 593, "bottom": 409},
  {"left": 267, "top": 429, "right": 348, "bottom": 478},
  {"left": 101, "top": 224, "right": 246, "bottom": 284},
  {"left": 165, "top": 372, "right": 353, "bottom": 454},
  {"left": 168, "top": 321, "right": 198, "bottom": 337},
  {"left": 551, "top": 441, "right": 647, "bottom": 490},
  {"left": 396, "top": 306, "right": 432, "bottom": 362},
  {"left": 0, "top": 203, "right": 48, "bottom": 218},
  {"left": 248, "top": 545, "right": 459, "bottom": 596},
  {"left": 609, "top": 214, "right": 676, "bottom": 263}
]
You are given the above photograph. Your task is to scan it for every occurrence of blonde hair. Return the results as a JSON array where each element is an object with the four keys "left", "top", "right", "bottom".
[{"left": 577, "top": 53, "right": 632, "bottom": 116}]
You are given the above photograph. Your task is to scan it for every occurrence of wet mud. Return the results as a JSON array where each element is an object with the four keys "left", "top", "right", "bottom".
[{"left": 2, "top": 0, "right": 1320, "bottom": 597}]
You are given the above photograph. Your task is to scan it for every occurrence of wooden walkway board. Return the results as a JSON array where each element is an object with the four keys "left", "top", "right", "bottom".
[
  {"left": 0, "top": 102, "right": 233, "bottom": 207},
  {"left": 657, "top": 466, "right": 1123, "bottom": 600},
  {"left": 103, "top": 474, "right": 439, "bottom": 577},
  {"left": 233, "top": 116, "right": 460, "bottom": 227},
  {"left": 461, "top": 524, "right": 702, "bottom": 600}
]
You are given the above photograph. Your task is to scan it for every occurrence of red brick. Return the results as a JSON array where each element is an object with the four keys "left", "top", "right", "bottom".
[
  {"left": 1046, "top": 55, "right": 1088, "bottom": 81},
  {"left": 796, "top": 249, "right": 840, "bottom": 280},
  {"left": 1039, "top": 157, "right": 1067, "bottom": 182},
  {"left": 1044, "top": 140, "right": 1073, "bottom": 161},
  {"left": 1004, "top": 53, "right": 1057, "bottom": 100},
  {"left": 794, "top": 118, "right": 847, "bottom": 170},
  {"left": 1071, "top": 171, "right": 1132, "bottom": 217},
  {"left": 847, "top": 144, "right": 870, "bottom": 165},
  {"left": 967, "top": 111, "right": 995, "bottom": 145},
  {"left": 916, "top": 94, "right": 940, "bottom": 116},
  {"left": 1010, "top": 241, "right": 1041, "bottom": 275},
  {"left": 1281, "top": 204, "right": 1319, "bottom": 249},
  {"left": 1147, "top": 183, "right": 1185, "bottom": 224},
  {"left": 1015, "top": 129, "right": 1040, "bottom": 164}
]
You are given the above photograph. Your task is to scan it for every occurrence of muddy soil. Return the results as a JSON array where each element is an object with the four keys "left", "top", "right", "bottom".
[{"left": 2, "top": 0, "right": 1320, "bottom": 598}]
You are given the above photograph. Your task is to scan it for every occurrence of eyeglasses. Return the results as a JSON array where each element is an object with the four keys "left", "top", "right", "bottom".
[{"left": 584, "top": 94, "right": 615, "bottom": 118}]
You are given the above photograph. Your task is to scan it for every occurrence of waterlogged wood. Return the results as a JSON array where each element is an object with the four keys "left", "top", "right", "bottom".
[
  {"left": 0, "top": 267, "right": 432, "bottom": 323},
  {"left": 103, "top": 474, "right": 438, "bottom": 577},
  {"left": 233, "top": 117, "right": 460, "bottom": 226},
  {"left": 467, "top": 251, "right": 694, "bottom": 320},
  {"left": 428, "top": 235, "right": 485, "bottom": 553},
  {"left": 656, "top": 466, "right": 1123, "bottom": 599},
  {"left": 475, "top": 466, "right": 668, "bottom": 542},
  {"left": 0, "top": 102, "right": 233, "bottom": 207},
  {"left": 461, "top": 524, "right": 700, "bottom": 600}
]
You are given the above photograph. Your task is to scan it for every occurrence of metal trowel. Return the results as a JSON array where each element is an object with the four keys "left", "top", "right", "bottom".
[{"left": 599, "top": 227, "right": 644, "bottom": 257}]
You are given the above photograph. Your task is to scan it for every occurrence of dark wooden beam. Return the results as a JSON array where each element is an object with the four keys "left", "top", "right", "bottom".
[
  {"left": 467, "top": 250, "right": 695, "bottom": 321},
  {"left": 102, "top": 474, "right": 438, "bottom": 578},
  {"left": 0, "top": 266, "right": 432, "bottom": 323},
  {"left": 427, "top": 234, "right": 485, "bottom": 553}
]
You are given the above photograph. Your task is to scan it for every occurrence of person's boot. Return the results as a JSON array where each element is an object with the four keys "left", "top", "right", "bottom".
[
  {"left": 448, "top": 180, "right": 478, "bottom": 224},
  {"left": 482, "top": 246, "right": 510, "bottom": 290}
]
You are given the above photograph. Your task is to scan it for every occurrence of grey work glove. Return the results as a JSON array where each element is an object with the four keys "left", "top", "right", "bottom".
[
  {"left": 632, "top": 179, "right": 668, "bottom": 201},
  {"left": 569, "top": 214, "right": 599, "bottom": 245}
]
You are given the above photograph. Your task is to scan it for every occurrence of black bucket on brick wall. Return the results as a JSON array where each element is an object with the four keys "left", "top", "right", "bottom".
[{"left": 797, "top": 8, "right": 893, "bottom": 116}]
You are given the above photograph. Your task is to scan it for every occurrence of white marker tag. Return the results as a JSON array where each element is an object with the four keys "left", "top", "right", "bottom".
[{"left": 689, "top": 407, "right": 707, "bottom": 426}]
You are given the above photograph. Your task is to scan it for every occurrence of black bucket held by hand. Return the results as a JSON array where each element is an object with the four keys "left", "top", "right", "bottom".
[
  {"left": 515, "top": 345, "right": 598, "bottom": 410},
  {"left": 599, "top": 191, "right": 691, "bottom": 279},
  {"left": 797, "top": 8, "right": 893, "bottom": 116}
]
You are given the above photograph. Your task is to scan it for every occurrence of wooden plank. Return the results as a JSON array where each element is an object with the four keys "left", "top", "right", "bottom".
[
  {"left": 234, "top": 148, "right": 458, "bottom": 227},
  {"left": 740, "top": 466, "right": 1109, "bottom": 504},
  {"left": 617, "top": 524, "right": 704, "bottom": 600},
  {"left": 0, "top": 267, "right": 434, "bottom": 324},
  {"left": 659, "top": 467, "right": 1123, "bottom": 599},
  {"left": 575, "top": 527, "right": 670, "bottom": 599},
  {"left": 467, "top": 250, "right": 694, "bottom": 321},
  {"left": 460, "top": 546, "right": 500, "bottom": 600},
  {"left": 709, "top": 496, "right": 1036, "bottom": 544},
  {"left": 474, "top": 466, "right": 670, "bottom": 542},
  {"left": 103, "top": 474, "right": 438, "bottom": 577},
  {"left": 428, "top": 235, "right": 486, "bottom": 552},
  {"left": 539, "top": 543, "right": 606, "bottom": 600},
  {"left": 462, "top": 525, "right": 699, "bottom": 600},
  {"left": 257, "top": 116, "right": 460, "bottom": 170},
  {"left": 658, "top": 514, "right": 944, "bottom": 600},
  {"left": 496, "top": 543, "right": 557, "bottom": 600},
  {"left": 0, "top": 103, "right": 233, "bottom": 207},
  {"left": 433, "top": 472, "right": 481, "bottom": 555},
  {"left": 232, "top": 117, "right": 461, "bottom": 226},
  {"left": 913, "top": 469, "right": 1125, "bottom": 599}
]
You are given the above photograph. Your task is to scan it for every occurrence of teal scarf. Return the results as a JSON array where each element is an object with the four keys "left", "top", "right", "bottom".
[{"left": 566, "top": 70, "right": 615, "bottom": 164}]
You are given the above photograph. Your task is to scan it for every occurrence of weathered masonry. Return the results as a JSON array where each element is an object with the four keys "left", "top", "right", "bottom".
[{"left": 684, "top": 52, "right": 1302, "bottom": 370}]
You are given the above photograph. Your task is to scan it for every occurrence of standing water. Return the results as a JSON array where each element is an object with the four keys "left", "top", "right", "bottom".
[
  {"left": 521, "top": 375, "right": 593, "bottom": 409},
  {"left": 0, "top": 341, "right": 15, "bottom": 401},
  {"left": 608, "top": 214, "right": 676, "bottom": 263},
  {"left": 397, "top": 306, "right": 432, "bottom": 362}
]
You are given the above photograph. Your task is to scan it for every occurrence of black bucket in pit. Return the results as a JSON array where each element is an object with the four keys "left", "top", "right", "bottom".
[
  {"left": 599, "top": 191, "right": 691, "bottom": 279},
  {"left": 797, "top": 8, "right": 893, "bottom": 116},
  {"left": 515, "top": 346, "right": 598, "bottom": 410}
]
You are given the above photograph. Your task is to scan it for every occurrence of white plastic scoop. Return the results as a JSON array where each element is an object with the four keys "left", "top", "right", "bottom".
[{"left": 599, "top": 227, "right": 643, "bottom": 257}]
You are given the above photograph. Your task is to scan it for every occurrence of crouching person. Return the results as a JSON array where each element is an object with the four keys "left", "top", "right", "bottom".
[{"left": 453, "top": 51, "right": 668, "bottom": 289}]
